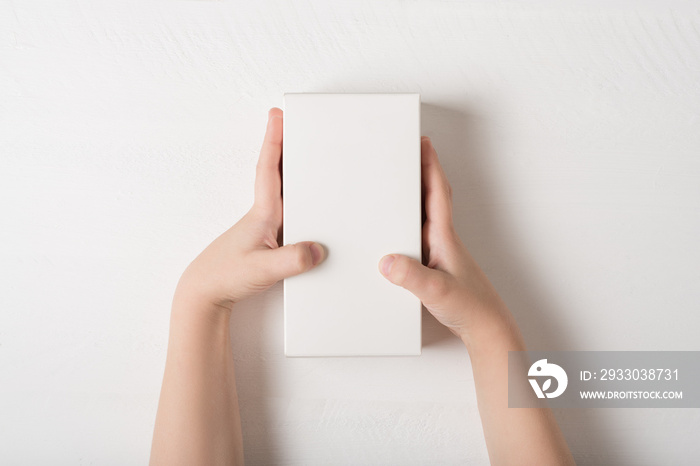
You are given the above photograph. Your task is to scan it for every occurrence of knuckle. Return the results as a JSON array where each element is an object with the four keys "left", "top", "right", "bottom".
[
  {"left": 392, "top": 257, "right": 413, "bottom": 288},
  {"left": 445, "top": 182, "right": 453, "bottom": 199},
  {"left": 255, "top": 161, "right": 265, "bottom": 176},
  {"left": 293, "top": 244, "right": 312, "bottom": 273},
  {"left": 425, "top": 274, "right": 450, "bottom": 298}
]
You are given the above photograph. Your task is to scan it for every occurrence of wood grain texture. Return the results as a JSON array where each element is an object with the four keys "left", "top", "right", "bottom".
[{"left": 1, "top": 1, "right": 699, "bottom": 464}]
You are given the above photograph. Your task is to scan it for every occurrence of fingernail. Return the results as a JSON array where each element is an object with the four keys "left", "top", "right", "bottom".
[
  {"left": 310, "top": 243, "right": 323, "bottom": 265},
  {"left": 380, "top": 255, "right": 395, "bottom": 276}
]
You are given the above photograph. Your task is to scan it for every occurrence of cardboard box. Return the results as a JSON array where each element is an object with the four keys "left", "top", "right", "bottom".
[{"left": 283, "top": 93, "right": 422, "bottom": 357}]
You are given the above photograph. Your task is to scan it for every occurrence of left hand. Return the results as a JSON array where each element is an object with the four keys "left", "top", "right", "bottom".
[{"left": 174, "top": 108, "right": 325, "bottom": 313}]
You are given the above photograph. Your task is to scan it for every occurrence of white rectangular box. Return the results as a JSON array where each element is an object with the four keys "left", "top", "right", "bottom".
[{"left": 283, "top": 93, "right": 422, "bottom": 357}]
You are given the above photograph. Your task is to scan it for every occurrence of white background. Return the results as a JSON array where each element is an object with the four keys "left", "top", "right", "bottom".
[{"left": 1, "top": 1, "right": 699, "bottom": 464}]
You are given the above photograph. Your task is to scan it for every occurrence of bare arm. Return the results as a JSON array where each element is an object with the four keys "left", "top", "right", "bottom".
[
  {"left": 149, "top": 109, "right": 325, "bottom": 465},
  {"left": 379, "top": 137, "right": 575, "bottom": 465},
  {"left": 150, "top": 300, "right": 243, "bottom": 465}
]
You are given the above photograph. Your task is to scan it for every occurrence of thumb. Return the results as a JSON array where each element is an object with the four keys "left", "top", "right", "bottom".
[
  {"left": 379, "top": 254, "right": 450, "bottom": 305},
  {"left": 259, "top": 241, "right": 325, "bottom": 283}
]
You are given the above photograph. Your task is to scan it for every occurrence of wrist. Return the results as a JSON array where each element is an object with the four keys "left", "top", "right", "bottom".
[
  {"left": 166, "top": 292, "right": 233, "bottom": 364},
  {"left": 171, "top": 280, "right": 233, "bottom": 329},
  {"left": 458, "top": 310, "right": 526, "bottom": 359}
]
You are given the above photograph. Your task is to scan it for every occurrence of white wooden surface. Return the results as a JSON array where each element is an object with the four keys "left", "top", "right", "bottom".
[{"left": 1, "top": 1, "right": 699, "bottom": 464}]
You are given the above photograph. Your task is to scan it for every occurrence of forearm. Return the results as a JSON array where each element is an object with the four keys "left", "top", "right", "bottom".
[
  {"left": 148, "top": 108, "right": 323, "bottom": 465},
  {"left": 150, "top": 293, "right": 244, "bottom": 466},
  {"left": 463, "top": 312, "right": 574, "bottom": 466}
]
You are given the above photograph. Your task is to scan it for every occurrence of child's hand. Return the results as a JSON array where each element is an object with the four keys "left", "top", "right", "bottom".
[
  {"left": 175, "top": 108, "right": 325, "bottom": 313},
  {"left": 379, "top": 137, "right": 516, "bottom": 348}
]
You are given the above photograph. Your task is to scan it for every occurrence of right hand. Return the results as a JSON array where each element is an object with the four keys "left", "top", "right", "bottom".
[{"left": 378, "top": 137, "right": 516, "bottom": 346}]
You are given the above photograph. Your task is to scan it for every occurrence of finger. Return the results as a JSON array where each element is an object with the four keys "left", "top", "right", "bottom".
[
  {"left": 421, "top": 136, "right": 453, "bottom": 228},
  {"left": 255, "top": 241, "right": 325, "bottom": 284},
  {"left": 254, "top": 108, "right": 284, "bottom": 213},
  {"left": 379, "top": 253, "right": 452, "bottom": 305}
]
